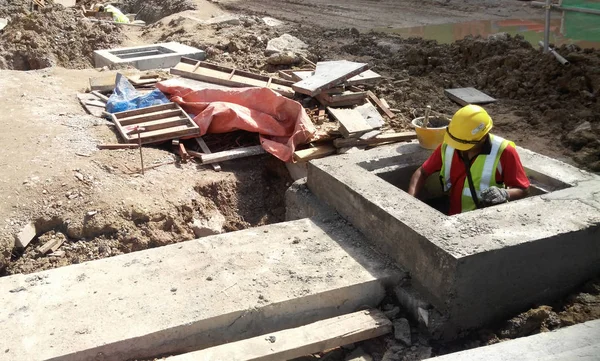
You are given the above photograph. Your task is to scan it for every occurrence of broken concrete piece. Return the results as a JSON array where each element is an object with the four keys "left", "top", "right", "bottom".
[
  {"left": 191, "top": 214, "right": 225, "bottom": 238},
  {"left": 15, "top": 222, "right": 36, "bottom": 249},
  {"left": 267, "top": 52, "right": 298, "bottom": 66},
  {"left": 345, "top": 347, "right": 373, "bottom": 361},
  {"left": 262, "top": 17, "right": 283, "bottom": 27},
  {"left": 393, "top": 318, "right": 412, "bottom": 346},
  {"left": 266, "top": 33, "right": 308, "bottom": 56},
  {"left": 0, "top": 18, "right": 8, "bottom": 32},
  {"left": 204, "top": 15, "right": 241, "bottom": 26}
]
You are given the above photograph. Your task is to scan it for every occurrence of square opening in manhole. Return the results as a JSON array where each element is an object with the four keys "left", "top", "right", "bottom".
[
  {"left": 109, "top": 46, "right": 175, "bottom": 60},
  {"left": 369, "top": 163, "right": 571, "bottom": 216}
]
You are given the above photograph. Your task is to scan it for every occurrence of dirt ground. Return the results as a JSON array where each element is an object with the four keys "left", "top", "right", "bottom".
[{"left": 0, "top": 0, "right": 599, "bottom": 360}]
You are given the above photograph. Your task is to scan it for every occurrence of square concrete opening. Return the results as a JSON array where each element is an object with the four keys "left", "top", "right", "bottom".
[
  {"left": 110, "top": 45, "right": 176, "bottom": 60},
  {"left": 369, "top": 161, "right": 572, "bottom": 215},
  {"left": 307, "top": 142, "right": 600, "bottom": 337}
]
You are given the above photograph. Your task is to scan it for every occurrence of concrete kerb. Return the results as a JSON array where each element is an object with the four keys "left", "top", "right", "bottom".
[
  {"left": 0, "top": 218, "right": 404, "bottom": 361},
  {"left": 306, "top": 142, "right": 600, "bottom": 337}
]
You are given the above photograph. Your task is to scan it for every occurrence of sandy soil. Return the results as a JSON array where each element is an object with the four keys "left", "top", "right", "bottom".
[{"left": 217, "top": 0, "right": 539, "bottom": 30}]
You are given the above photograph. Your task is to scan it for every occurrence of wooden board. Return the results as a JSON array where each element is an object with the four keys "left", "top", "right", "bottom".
[
  {"left": 167, "top": 309, "right": 391, "bottom": 361},
  {"left": 333, "top": 131, "right": 417, "bottom": 148},
  {"left": 355, "top": 102, "right": 385, "bottom": 128},
  {"left": 293, "top": 144, "right": 337, "bottom": 162},
  {"left": 345, "top": 69, "right": 382, "bottom": 86},
  {"left": 111, "top": 103, "right": 199, "bottom": 145},
  {"left": 293, "top": 61, "right": 369, "bottom": 96},
  {"left": 171, "top": 58, "right": 295, "bottom": 97},
  {"left": 366, "top": 91, "right": 395, "bottom": 119},
  {"left": 444, "top": 87, "right": 497, "bottom": 106},
  {"left": 317, "top": 91, "right": 367, "bottom": 107},
  {"left": 77, "top": 93, "right": 105, "bottom": 118},
  {"left": 327, "top": 107, "right": 373, "bottom": 138},
  {"left": 198, "top": 145, "right": 266, "bottom": 165},
  {"left": 291, "top": 70, "right": 314, "bottom": 81},
  {"left": 194, "top": 137, "right": 221, "bottom": 171}
]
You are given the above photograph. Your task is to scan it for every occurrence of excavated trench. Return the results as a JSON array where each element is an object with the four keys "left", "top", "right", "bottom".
[{"left": 1, "top": 157, "right": 292, "bottom": 276}]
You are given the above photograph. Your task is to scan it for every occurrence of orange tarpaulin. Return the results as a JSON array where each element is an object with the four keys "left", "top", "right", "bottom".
[{"left": 156, "top": 80, "right": 316, "bottom": 162}]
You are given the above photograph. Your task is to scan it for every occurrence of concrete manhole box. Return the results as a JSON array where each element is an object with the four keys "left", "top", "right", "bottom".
[
  {"left": 93, "top": 42, "right": 206, "bottom": 70},
  {"left": 306, "top": 142, "right": 600, "bottom": 336}
]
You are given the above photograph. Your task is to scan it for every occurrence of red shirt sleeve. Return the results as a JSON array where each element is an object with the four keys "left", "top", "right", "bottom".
[
  {"left": 498, "top": 145, "right": 530, "bottom": 189},
  {"left": 422, "top": 145, "right": 443, "bottom": 176}
]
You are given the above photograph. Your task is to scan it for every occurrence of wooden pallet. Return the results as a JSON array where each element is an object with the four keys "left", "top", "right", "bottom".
[
  {"left": 111, "top": 103, "right": 200, "bottom": 145},
  {"left": 171, "top": 58, "right": 295, "bottom": 97}
]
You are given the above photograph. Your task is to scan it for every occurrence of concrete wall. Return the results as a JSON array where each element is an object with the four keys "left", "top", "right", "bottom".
[{"left": 305, "top": 143, "right": 600, "bottom": 337}]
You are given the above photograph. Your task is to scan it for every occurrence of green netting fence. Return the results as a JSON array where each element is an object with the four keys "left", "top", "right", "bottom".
[{"left": 561, "top": 0, "right": 600, "bottom": 41}]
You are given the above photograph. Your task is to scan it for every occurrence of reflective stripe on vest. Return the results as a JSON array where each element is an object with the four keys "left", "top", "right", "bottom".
[{"left": 439, "top": 134, "right": 514, "bottom": 213}]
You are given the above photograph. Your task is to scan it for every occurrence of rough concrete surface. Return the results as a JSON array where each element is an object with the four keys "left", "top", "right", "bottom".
[
  {"left": 426, "top": 319, "right": 600, "bottom": 361},
  {"left": 93, "top": 42, "right": 206, "bottom": 70},
  {"left": 0, "top": 218, "right": 402, "bottom": 361},
  {"left": 306, "top": 142, "right": 600, "bottom": 336}
]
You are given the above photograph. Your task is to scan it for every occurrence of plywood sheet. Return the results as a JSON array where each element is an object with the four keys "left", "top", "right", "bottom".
[
  {"left": 293, "top": 60, "right": 369, "bottom": 96},
  {"left": 444, "top": 87, "right": 497, "bottom": 106}
]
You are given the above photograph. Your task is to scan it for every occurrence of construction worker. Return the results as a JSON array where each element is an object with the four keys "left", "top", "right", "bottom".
[
  {"left": 94, "top": 4, "right": 130, "bottom": 23},
  {"left": 408, "top": 105, "right": 530, "bottom": 215}
]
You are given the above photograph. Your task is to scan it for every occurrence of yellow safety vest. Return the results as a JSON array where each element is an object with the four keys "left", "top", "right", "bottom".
[{"left": 439, "top": 134, "right": 514, "bottom": 213}]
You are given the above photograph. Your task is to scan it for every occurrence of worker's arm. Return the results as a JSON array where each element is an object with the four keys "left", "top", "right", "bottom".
[
  {"left": 408, "top": 146, "right": 442, "bottom": 197},
  {"left": 507, "top": 187, "right": 529, "bottom": 201},
  {"left": 481, "top": 145, "right": 530, "bottom": 206},
  {"left": 408, "top": 166, "right": 429, "bottom": 197}
]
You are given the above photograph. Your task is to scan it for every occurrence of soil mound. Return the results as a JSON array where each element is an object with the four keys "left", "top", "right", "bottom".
[
  {"left": 0, "top": 5, "right": 123, "bottom": 70},
  {"left": 120, "top": 0, "right": 196, "bottom": 23}
]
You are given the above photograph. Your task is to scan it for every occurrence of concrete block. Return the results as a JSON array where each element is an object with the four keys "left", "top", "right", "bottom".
[
  {"left": 393, "top": 318, "right": 412, "bottom": 346},
  {"left": 305, "top": 142, "right": 600, "bottom": 337},
  {"left": 93, "top": 42, "right": 205, "bottom": 71},
  {"left": 0, "top": 218, "right": 404, "bottom": 361},
  {"left": 425, "top": 319, "right": 600, "bottom": 361},
  {"left": 14, "top": 222, "right": 36, "bottom": 249}
]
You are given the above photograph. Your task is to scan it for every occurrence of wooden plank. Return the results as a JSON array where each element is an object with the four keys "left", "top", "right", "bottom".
[
  {"left": 128, "top": 116, "right": 188, "bottom": 132},
  {"left": 167, "top": 310, "right": 391, "bottom": 361},
  {"left": 293, "top": 61, "right": 369, "bottom": 96},
  {"left": 118, "top": 109, "right": 183, "bottom": 126},
  {"left": 444, "top": 87, "right": 497, "bottom": 106},
  {"left": 293, "top": 144, "right": 336, "bottom": 162},
  {"left": 333, "top": 132, "right": 417, "bottom": 148},
  {"left": 172, "top": 58, "right": 295, "bottom": 97},
  {"left": 97, "top": 144, "right": 140, "bottom": 150},
  {"left": 355, "top": 102, "right": 385, "bottom": 128},
  {"left": 77, "top": 93, "right": 105, "bottom": 118},
  {"left": 277, "top": 70, "right": 294, "bottom": 81},
  {"left": 194, "top": 137, "right": 221, "bottom": 171},
  {"left": 366, "top": 91, "right": 395, "bottom": 119},
  {"left": 345, "top": 69, "right": 382, "bottom": 86},
  {"left": 291, "top": 70, "right": 313, "bottom": 81},
  {"left": 359, "top": 130, "right": 382, "bottom": 140},
  {"left": 38, "top": 236, "right": 65, "bottom": 255},
  {"left": 91, "top": 91, "right": 109, "bottom": 102},
  {"left": 327, "top": 107, "right": 373, "bottom": 138},
  {"left": 319, "top": 91, "right": 367, "bottom": 107},
  {"left": 199, "top": 145, "right": 266, "bottom": 165},
  {"left": 112, "top": 103, "right": 176, "bottom": 119},
  {"left": 137, "top": 125, "right": 198, "bottom": 142}
]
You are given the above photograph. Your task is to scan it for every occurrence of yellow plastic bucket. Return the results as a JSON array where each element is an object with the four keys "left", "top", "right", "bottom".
[{"left": 411, "top": 116, "right": 449, "bottom": 150}]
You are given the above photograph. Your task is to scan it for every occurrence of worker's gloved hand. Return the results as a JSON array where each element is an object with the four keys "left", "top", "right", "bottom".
[{"left": 480, "top": 186, "right": 509, "bottom": 206}]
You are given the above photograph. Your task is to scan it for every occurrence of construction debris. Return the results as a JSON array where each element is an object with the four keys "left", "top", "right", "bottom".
[
  {"left": 333, "top": 132, "right": 417, "bottom": 148},
  {"left": 293, "top": 60, "right": 369, "bottom": 96},
  {"left": 97, "top": 144, "right": 140, "bottom": 150},
  {"left": 293, "top": 144, "right": 337, "bottom": 162},
  {"left": 38, "top": 233, "right": 66, "bottom": 255},
  {"left": 189, "top": 145, "right": 266, "bottom": 165},
  {"left": 15, "top": 222, "right": 36, "bottom": 249},
  {"left": 328, "top": 107, "right": 373, "bottom": 138}
]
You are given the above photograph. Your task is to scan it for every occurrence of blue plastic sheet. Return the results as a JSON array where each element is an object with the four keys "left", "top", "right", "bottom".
[{"left": 106, "top": 73, "right": 169, "bottom": 113}]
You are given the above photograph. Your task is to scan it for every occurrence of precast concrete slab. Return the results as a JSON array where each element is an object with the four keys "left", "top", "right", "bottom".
[
  {"left": 93, "top": 42, "right": 206, "bottom": 70},
  {"left": 306, "top": 141, "right": 600, "bottom": 337},
  {"left": 426, "top": 319, "right": 600, "bottom": 361},
  {"left": 0, "top": 218, "right": 403, "bottom": 361}
]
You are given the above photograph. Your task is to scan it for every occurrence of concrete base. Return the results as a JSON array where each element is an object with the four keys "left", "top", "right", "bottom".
[
  {"left": 306, "top": 142, "right": 600, "bottom": 337},
  {"left": 0, "top": 218, "right": 403, "bottom": 361},
  {"left": 93, "top": 42, "right": 205, "bottom": 70},
  {"left": 426, "top": 319, "right": 600, "bottom": 360}
]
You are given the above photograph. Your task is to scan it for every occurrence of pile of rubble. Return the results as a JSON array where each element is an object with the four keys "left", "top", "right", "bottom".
[{"left": 0, "top": 3, "right": 122, "bottom": 70}]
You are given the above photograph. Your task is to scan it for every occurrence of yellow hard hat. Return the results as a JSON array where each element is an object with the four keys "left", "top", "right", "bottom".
[{"left": 444, "top": 104, "right": 493, "bottom": 151}]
